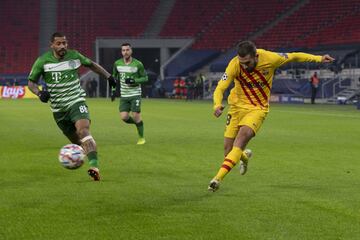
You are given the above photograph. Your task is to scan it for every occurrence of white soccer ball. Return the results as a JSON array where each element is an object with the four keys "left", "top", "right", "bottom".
[{"left": 58, "top": 144, "right": 85, "bottom": 169}]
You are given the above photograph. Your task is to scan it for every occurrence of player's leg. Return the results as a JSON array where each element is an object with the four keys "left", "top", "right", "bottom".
[
  {"left": 56, "top": 121, "right": 80, "bottom": 145},
  {"left": 74, "top": 119, "right": 100, "bottom": 181},
  {"left": 53, "top": 111, "right": 81, "bottom": 145},
  {"left": 120, "top": 97, "right": 135, "bottom": 124},
  {"left": 120, "top": 111, "right": 132, "bottom": 122},
  {"left": 69, "top": 102, "right": 100, "bottom": 181},
  {"left": 224, "top": 137, "right": 249, "bottom": 170},
  {"left": 131, "top": 96, "right": 145, "bottom": 145},
  {"left": 75, "top": 119, "right": 96, "bottom": 163},
  {"left": 235, "top": 110, "right": 267, "bottom": 175},
  {"left": 224, "top": 137, "right": 234, "bottom": 156},
  {"left": 132, "top": 112, "right": 145, "bottom": 144},
  {"left": 208, "top": 110, "right": 239, "bottom": 191},
  {"left": 209, "top": 109, "right": 266, "bottom": 191},
  {"left": 217, "top": 109, "right": 267, "bottom": 178},
  {"left": 211, "top": 126, "right": 254, "bottom": 182}
]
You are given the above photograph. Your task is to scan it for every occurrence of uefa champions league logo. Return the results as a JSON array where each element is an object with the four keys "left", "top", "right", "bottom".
[{"left": 221, "top": 73, "right": 228, "bottom": 81}]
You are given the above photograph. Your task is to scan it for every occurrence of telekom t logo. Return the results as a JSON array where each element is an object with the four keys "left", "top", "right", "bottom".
[{"left": 52, "top": 72, "right": 62, "bottom": 83}]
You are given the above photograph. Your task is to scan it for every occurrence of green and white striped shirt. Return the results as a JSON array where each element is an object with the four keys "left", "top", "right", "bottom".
[
  {"left": 112, "top": 57, "right": 148, "bottom": 98},
  {"left": 29, "top": 50, "right": 92, "bottom": 112}
]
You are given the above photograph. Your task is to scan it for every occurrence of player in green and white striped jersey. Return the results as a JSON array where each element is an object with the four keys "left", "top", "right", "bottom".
[
  {"left": 28, "top": 32, "right": 117, "bottom": 181},
  {"left": 112, "top": 43, "right": 148, "bottom": 145}
]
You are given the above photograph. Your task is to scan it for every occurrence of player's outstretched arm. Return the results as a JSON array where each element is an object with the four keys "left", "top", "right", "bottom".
[
  {"left": 321, "top": 54, "right": 335, "bottom": 63},
  {"left": 272, "top": 51, "right": 335, "bottom": 67}
]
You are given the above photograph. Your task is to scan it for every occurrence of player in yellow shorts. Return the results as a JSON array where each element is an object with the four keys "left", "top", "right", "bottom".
[
  {"left": 224, "top": 107, "right": 267, "bottom": 139},
  {"left": 208, "top": 41, "right": 334, "bottom": 192}
]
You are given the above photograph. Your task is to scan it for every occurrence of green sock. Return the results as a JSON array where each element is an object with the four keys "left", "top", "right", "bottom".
[
  {"left": 136, "top": 121, "right": 144, "bottom": 138},
  {"left": 124, "top": 116, "right": 135, "bottom": 124},
  {"left": 87, "top": 151, "right": 99, "bottom": 168}
]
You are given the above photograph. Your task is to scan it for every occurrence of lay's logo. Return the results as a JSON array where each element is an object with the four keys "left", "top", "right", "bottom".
[{"left": 1, "top": 86, "right": 26, "bottom": 99}]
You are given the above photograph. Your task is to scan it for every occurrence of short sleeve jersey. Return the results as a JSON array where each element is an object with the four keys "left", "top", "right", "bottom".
[{"left": 29, "top": 50, "right": 92, "bottom": 112}]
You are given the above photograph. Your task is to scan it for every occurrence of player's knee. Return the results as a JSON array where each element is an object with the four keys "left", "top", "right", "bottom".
[
  {"left": 121, "top": 117, "right": 128, "bottom": 122},
  {"left": 245, "top": 130, "right": 255, "bottom": 140},
  {"left": 76, "top": 127, "right": 90, "bottom": 138},
  {"left": 120, "top": 114, "right": 129, "bottom": 121},
  {"left": 134, "top": 117, "right": 142, "bottom": 124},
  {"left": 239, "top": 126, "right": 255, "bottom": 139}
]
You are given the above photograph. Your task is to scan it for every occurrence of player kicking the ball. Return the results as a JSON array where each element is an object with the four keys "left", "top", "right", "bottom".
[
  {"left": 28, "top": 32, "right": 117, "bottom": 181},
  {"left": 208, "top": 41, "right": 334, "bottom": 192}
]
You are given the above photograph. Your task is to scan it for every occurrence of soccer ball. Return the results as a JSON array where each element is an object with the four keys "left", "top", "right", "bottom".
[{"left": 58, "top": 144, "right": 85, "bottom": 169}]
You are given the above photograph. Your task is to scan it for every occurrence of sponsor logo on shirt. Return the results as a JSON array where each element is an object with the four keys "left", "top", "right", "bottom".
[
  {"left": 116, "top": 66, "right": 138, "bottom": 73},
  {"left": 240, "top": 80, "right": 266, "bottom": 89},
  {"left": 44, "top": 59, "right": 81, "bottom": 72}
]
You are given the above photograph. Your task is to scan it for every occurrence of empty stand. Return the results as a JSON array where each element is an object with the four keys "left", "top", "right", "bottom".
[
  {"left": 297, "top": 12, "right": 360, "bottom": 47},
  {"left": 255, "top": 0, "right": 360, "bottom": 49},
  {"left": 0, "top": 0, "right": 159, "bottom": 75},
  {"left": 1, "top": 0, "right": 359, "bottom": 76},
  {"left": 192, "top": 0, "right": 297, "bottom": 50},
  {"left": 0, "top": 0, "right": 40, "bottom": 74},
  {"left": 57, "top": 0, "right": 159, "bottom": 58},
  {"left": 159, "top": 0, "right": 230, "bottom": 38}
]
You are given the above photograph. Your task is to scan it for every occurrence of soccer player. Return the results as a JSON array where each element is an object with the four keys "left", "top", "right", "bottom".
[
  {"left": 28, "top": 32, "right": 117, "bottom": 181},
  {"left": 208, "top": 41, "right": 334, "bottom": 192},
  {"left": 112, "top": 43, "right": 148, "bottom": 145}
]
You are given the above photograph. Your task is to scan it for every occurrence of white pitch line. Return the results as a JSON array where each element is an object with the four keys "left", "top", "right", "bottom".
[{"left": 274, "top": 110, "right": 360, "bottom": 119}]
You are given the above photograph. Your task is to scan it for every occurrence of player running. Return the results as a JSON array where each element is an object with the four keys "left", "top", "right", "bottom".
[
  {"left": 208, "top": 41, "right": 334, "bottom": 192},
  {"left": 112, "top": 43, "right": 148, "bottom": 145},
  {"left": 28, "top": 32, "right": 117, "bottom": 181}
]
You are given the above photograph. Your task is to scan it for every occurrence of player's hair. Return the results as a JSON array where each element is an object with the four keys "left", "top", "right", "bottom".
[
  {"left": 237, "top": 41, "right": 257, "bottom": 57},
  {"left": 51, "top": 32, "right": 66, "bottom": 42},
  {"left": 121, "top": 43, "right": 132, "bottom": 48}
]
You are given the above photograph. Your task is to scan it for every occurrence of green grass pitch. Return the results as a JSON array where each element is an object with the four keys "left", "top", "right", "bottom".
[{"left": 1, "top": 98, "right": 360, "bottom": 239}]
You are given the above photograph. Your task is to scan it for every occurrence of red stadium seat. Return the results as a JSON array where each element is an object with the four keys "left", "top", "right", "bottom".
[
  {"left": 0, "top": 0, "right": 40, "bottom": 74},
  {"left": 255, "top": 0, "right": 359, "bottom": 49}
]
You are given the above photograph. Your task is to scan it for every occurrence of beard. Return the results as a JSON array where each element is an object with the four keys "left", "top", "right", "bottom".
[
  {"left": 246, "top": 60, "right": 258, "bottom": 73},
  {"left": 246, "top": 67, "right": 254, "bottom": 72},
  {"left": 57, "top": 49, "right": 67, "bottom": 58}
]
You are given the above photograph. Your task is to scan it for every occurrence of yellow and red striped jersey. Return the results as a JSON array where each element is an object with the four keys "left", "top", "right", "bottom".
[{"left": 213, "top": 49, "right": 322, "bottom": 111}]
